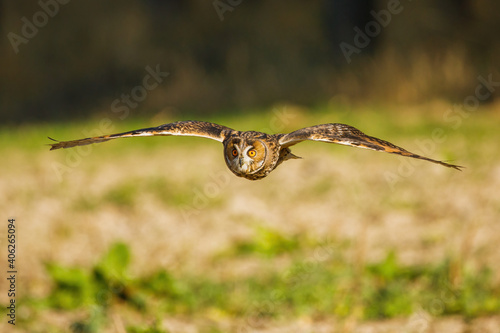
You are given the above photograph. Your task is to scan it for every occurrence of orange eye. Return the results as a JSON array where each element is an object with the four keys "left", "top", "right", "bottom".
[
  {"left": 232, "top": 149, "right": 238, "bottom": 157},
  {"left": 247, "top": 149, "right": 256, "bottom": 157}
]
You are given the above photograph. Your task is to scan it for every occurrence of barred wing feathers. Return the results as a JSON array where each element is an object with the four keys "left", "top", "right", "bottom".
[
  {"left": 279, "top": 123, "right": 462, "bottom": 170},
  {"left": 49, "top": 121, "right": 234, "bottom": 150}
]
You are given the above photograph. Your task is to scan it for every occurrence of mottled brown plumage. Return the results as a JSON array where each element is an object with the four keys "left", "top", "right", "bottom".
[{"left": 49, "top": 120, "right": 462, "bottom": 180}]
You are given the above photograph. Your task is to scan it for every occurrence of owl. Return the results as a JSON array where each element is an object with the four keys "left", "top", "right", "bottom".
[{"left": 49, "top": 120, "right": 462, "bottom": 180}]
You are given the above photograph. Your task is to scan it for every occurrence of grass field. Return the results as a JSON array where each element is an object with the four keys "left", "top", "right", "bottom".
[{"left": 1, "top": 102, "right": 500, "bottom": 332}]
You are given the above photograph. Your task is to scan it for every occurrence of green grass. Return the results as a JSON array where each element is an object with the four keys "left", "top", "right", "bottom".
[
  {"left": 3, "top": 104, "right": 500, "bottom": 332},
  {"left": 18, "top": 241, "right": 500, "bottom": 332}
]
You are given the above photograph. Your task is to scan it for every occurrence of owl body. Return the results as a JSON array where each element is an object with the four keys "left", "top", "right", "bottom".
[
  {"left": 222, "top": 130, "right": 295, "bottom": 180},
  {"left": 49, "top": 120, "right": 462, "bottom": 180}
]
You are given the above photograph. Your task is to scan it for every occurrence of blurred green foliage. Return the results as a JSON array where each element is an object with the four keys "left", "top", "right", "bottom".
[
  {"left": 21, "top": 238, "right": 500, "bottom": 332},
  {"left": 225, "top": 226, "right": 303, "bottom": 257}
]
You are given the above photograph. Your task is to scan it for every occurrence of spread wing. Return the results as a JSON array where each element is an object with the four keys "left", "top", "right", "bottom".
[
  {"left": 48, "top": 120, "right": 234, "bottom": 150},
  {"left": 279, "top": 123, "right": 463, "bottom": 170}
]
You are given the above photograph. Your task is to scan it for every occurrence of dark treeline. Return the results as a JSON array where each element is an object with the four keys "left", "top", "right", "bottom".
[{"left": 1, "top": 0, "right": 498, "bottom": 123}]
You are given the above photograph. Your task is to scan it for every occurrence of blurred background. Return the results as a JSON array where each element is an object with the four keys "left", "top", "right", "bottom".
[
  {"left": 1, "top": 0, "right": 499, "bottom": 123},
  {"left": 2, "top": 1, "right": 500, "bottom": 332}
]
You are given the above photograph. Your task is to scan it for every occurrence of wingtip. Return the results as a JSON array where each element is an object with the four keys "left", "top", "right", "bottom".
[
  {"left": 47, "top": 137, "right": 62, "bottom": 150},
  {"left": 443, "top": 161, "right": 464, "bottom": 171}
]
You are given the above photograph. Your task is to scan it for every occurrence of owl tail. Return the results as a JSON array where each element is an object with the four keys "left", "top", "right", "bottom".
[{"left": 284, "top": 150, "right": 302, "bottom": 161}]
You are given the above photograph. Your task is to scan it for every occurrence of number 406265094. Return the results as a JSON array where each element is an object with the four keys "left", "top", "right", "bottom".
[{"left": 7, "top": 219, "right": 15, "bottom": 269}]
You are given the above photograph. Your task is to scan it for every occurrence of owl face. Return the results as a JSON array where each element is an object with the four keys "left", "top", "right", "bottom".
[{"left": 224, "top": 138, "right": 268, "bottom": 177}]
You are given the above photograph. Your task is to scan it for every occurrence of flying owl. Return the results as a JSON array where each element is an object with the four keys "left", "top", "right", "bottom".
[{"left": 49, "top": 120, "right": 462, "bottom": 180}]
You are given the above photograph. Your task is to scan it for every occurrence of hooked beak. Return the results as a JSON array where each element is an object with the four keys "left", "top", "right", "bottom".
[{"left": 238, "top": 157, "right": 251, "bottom": 173}]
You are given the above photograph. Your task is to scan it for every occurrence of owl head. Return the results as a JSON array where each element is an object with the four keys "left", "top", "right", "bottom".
[{"left": 224, "top": 137, "right": 268, "bottom": 177}]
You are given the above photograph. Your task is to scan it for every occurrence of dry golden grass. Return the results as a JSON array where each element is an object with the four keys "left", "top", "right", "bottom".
[{"left": 1, "top": 103, "right": 500, "bottom": 332}]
